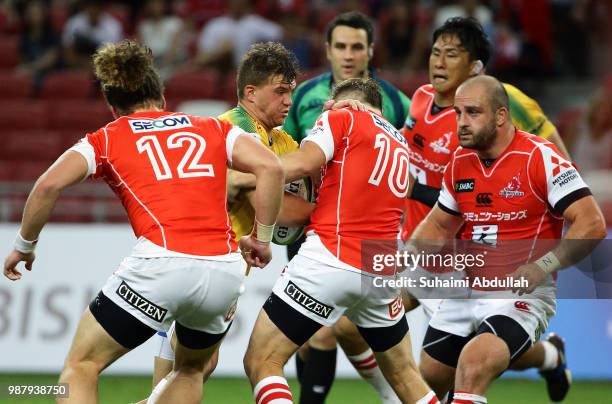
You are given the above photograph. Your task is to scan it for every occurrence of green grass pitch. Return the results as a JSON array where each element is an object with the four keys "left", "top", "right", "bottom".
[{"left": 0, "top": 374, "right": 610, "bottom": 403}]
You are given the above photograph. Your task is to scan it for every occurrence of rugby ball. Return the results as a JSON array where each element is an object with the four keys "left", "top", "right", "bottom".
[{"left": 272, "top": 177, "right": 313, "bottom": 245}]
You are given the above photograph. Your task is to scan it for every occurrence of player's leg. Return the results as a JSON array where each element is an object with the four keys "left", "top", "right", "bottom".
[
  {"left": 510, "top": 333, "right": 571, "bottom": 402},
  {"left": 299, "top": 326, "right": 338, "bottom": 403},
  {"left": 419, "top": 299, "right": 475, "bottom": 399},
  {"left": 152, "top": 330, "right": 175, "bottom": 387},
  {"left": 355, "top": 316, "right": 439, "bottom": 403},
  {"left": 58, "top": 298, "right": 156, "bottom": 403},
  {"left": 154, "top": 322, "right": 225, "bottom": 403},
  {"left": 244, "top": 297, "right": 321, "bottom": 403},
  {"left": 334, "top": 316, "right": 400, "bottom": 403}
]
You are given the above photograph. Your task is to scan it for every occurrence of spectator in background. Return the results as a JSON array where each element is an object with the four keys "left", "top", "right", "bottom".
[
  {"left": 137, "top": 0, "right": 185, "bottom": 81},
  {"left": 62, "top": 0, "right": 123, "bottom": 69},
  {"left": 194, "top": 0, "right": 282, "bottom": 73},
  {"left": 571, "top": 76, "right": 612, "bottom": 171},
  {"left": 378, "top": 0, "right": 429, "bottom": 73},
  {"left": 434, "top": 0, "right": 494, "bottom": 39},
  {"left": 17, "top": 0, "right": 60, "bottom": 92}
]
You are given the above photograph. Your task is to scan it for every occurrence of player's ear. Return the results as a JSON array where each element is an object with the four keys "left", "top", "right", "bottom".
[
  {"left": 325, "top": 42, "right": 332, "bottom": 61},
  {"left": 496, "top": 106, "right": 509, "bottom": 126},
  {"left": 367, "top": 45, "right": 374, "bottom": 59},
  {"left": 243, "top": 84, "right": 257, "bottom": 102},
  {"left": 470, "top": 60, "right": 484, "bottom": 76}
]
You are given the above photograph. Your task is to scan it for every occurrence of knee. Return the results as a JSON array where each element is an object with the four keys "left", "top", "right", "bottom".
[
  {"left": 61, "top": 359, "right": 102, "bottom": 378},
  {"left": 456, "top": 354, "right": 504, "bottom": 388}
]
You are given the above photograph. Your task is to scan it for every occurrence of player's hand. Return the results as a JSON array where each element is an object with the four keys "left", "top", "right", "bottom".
[
  {"left": 239, "top": 235, "right": 272, "bottom": 269},
  {"left": 508, "top": 263, "right": 547, "bottom": 296},
  {"left": 323, "top": 99, "right": 368, "bottom": 112},
  {"left": 3, "top": 249, "right": 35, "bottom": 281}
]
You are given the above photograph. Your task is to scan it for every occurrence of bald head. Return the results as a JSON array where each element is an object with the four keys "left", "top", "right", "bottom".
[{"left": 457, "top": 75, "right": 509, "bottom": 114}]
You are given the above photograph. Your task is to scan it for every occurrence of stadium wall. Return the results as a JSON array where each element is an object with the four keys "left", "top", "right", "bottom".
[{"left": 0, "top": 224, "right": 610, "bottom": 379}]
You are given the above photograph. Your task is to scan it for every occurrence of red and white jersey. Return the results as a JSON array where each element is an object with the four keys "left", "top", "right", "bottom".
[
  {"left": 70, "top": 111, "right": 245, "bottom": 257},
  {"left": 302, "top": 108, "right": 410, "bottom": 270},
  {"left": 438, "top": 129, "right": 591, "bottom": 279},
  {"left": 401, "top": 84, "right": 459, "bottom": 240}
]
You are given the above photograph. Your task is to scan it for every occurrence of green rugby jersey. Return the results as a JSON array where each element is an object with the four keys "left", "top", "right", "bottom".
[{"left": 284, "top": 71, "right": 411, "bottom": 142}]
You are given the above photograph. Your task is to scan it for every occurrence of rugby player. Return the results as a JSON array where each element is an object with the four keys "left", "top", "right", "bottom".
[
  {"left": 3, "top": 39, "right": 284, "bottom": 403},
  {"left": 408, "top": 75, "right": 606, "bottom": 404},
  {"left": 243, "top": 78, "right": 441, "bottom": 404}
]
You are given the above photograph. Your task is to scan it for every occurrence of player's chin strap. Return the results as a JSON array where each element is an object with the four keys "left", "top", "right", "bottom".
[
  {"left": 534, "top": 251, "right": 562, "bottom": 274},
  {"left": 14, "top": 230, "right": 38, "bottom": 254}
]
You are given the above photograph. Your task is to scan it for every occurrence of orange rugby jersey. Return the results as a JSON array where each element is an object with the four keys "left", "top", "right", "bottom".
[
  {"left": 72, "top": 111, "right": 244, "bottom": 256},
  {"left": 438, "top": 130, "right": 591, "bottom": 281},
  {"left": 303, "top": 108, "right": 410, "bottom": 269},
  {"left": 401, "top": 84, "right": 459, "bottom": 239}
]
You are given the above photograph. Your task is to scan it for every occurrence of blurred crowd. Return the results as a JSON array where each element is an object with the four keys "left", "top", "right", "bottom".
[
  {"left": 2, "top": 0, "right": 611, "bottom": 81},
  {"left": 0, "top": 0, "right": 610, "bottom": 173}
]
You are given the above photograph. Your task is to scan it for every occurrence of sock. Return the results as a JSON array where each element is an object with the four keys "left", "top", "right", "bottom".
[
  {"left": 295, "top": 351, "right": 306, "bottom": 383},
  {"left": 416, "top": 390, "right": 441, "bottom": 404},
  {"left": 254, "top": 376, "right": 293, "bottom": 404},
  {"left": 540, "top": 340, "right": 560, "bottom": 370},
  {"left": 451, "top": 391, "right": 487, "bottom": 404},
  {"left": 147, "top": 376, "right": 169, "bottom": 404},
  {"left": 299, "top": 347, "right": 336, "bottom": 404},
  {"left": 347, "top": 349, "right": 400, "bottom": 404}
]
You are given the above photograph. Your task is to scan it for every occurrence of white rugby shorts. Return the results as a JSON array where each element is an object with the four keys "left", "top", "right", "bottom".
[{"left": 100, "top": 255, "right": 246, "bottom": 335}]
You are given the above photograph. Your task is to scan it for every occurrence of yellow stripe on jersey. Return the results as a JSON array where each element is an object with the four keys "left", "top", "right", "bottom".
[
  {"left": 219, "top": 106, "right": 298, "bottom": 240},
  {"left": 504, "top": 83, "right": 556, "bottom": 139}
]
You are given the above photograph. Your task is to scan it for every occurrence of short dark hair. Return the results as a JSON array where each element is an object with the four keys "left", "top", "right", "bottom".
[
  {"left": 236, "top": 42, "right": 298, "bottom": 99},
  {"left": 93, "top": 39, "right": 164, "bottom": 115},
  {"left": 326, "top": 11, "right": 374, "bottom": 45},
  {"left": 432, "top": 17, "right": 491, "bottom": 66},
  {"left": 331, "top": 78, "right": 382, "bottom": 110}
]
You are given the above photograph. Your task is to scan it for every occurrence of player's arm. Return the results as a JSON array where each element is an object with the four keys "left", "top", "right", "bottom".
[
  {"left": 280, "top": 141, "right": 327, "bottom": 183},
  {"left": 4, "top": 151, "right": 89, "bottom": 280},
  {"left": 410, "top": 203, "right": 465, "bottom": 241},
  {"left": 231, "top": 134, "right": 284, "bottom": 232},
  {"left": 231, "top": 134, "right": 284, "bottom": 267},
  {"left": 245, "top": 190, "right": 315, "bottom": 227}
]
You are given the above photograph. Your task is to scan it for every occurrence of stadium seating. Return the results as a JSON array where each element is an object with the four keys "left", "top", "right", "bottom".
[
  {"left": 48, "top": 101, "right": 113, "bottom": 132},
  {"left": 39, "top": 71, "right": 96, "bottom": 100},
  {"left": 0, "top": 71, "right": 32, "bottom": 99},
  {"left": 0, "top": 100, "right": 47, "bottom": 129},
  {"left": 165, "top": 69, "right": 220, "bottom": 104},
  {"left": 0, "top": 35, "right": 19, "bottom": 69}
]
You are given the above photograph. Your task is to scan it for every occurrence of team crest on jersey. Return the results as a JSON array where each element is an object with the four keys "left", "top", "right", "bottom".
[
  {"left": 405, "top": 115, "right": 417, "bottom": 130},
  {"left": 429, "top": 132, "right": 452, "bottom": 154},
  {"left": 499, "top": 174, "right": 525, "bottom": 198}
]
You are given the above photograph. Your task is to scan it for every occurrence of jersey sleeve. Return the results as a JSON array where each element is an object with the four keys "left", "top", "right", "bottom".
[
  {"left": 530, "top": 142, "right": 591, "bottom": 213},
  {"left": 437, "top": 154, "right": 460, "bottom": 215},
  {"left": 301, "top": 109, "right": 351, "bottom": 163},
  {"left": 506, "top": 83, "right": 556, "bottom": 139},
  {"left": 68, "top": 129, "right": 105, "bottom": 178},
  {"left": 216, "top": 118, "right": 248, "bottom": 165}
]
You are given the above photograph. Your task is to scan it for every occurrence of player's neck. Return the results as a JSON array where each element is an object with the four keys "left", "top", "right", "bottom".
[
  {"left": 433, "top": 91, "right": 454, "bottom": 108},
  {"left": 238, "top": 101, "right": 272, "bottom": 133},
  {"left": 478, "top": 125, "right": 516, "bottom": 160}
]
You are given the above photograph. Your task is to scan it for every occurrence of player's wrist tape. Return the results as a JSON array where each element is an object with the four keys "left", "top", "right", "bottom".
[
  {"left": 14, "top": 230, "right": 38, "bottom": 254},
  {"left": 253, "top": 219, "right": 275, "bottom": 243},
  {"left": 534, "top": 251, "right": 561, "bottom": 274}
]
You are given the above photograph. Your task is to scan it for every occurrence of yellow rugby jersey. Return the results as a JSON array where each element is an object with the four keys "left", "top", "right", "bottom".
[
  {"left": 504, "top": 83, "right": 556, "bottom": 139},
  {"left": 219, "top": 106, "right": 298, "bottom": 240}
]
